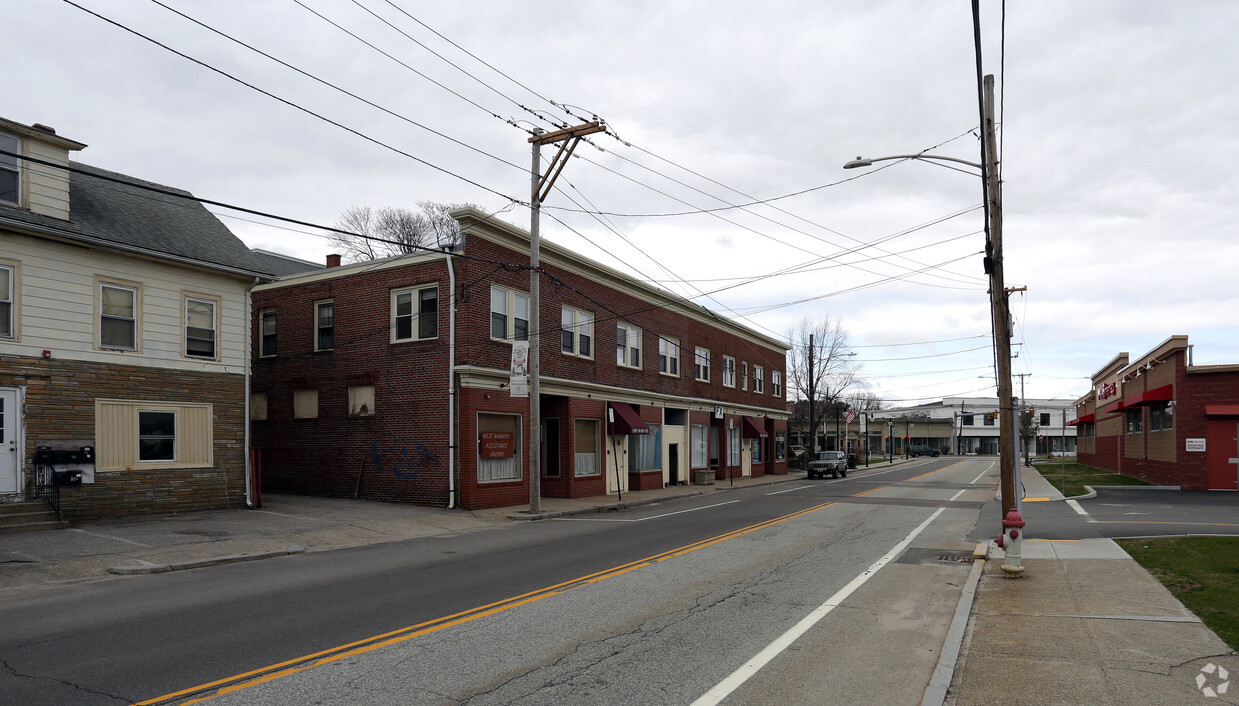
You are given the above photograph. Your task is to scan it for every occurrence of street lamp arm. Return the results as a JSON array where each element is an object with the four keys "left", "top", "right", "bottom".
[{"left": 844, "top": 154, "right": 983, "bottom": 175}]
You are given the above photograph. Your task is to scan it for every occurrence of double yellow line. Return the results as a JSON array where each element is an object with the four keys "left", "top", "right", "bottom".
[{"left": 139, "top": 500, "right": 839, "bottom": 705}]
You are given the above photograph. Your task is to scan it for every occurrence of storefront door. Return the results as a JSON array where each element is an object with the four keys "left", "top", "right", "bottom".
[
  {"left": 1205, "top": 420, "right": 1239, "bottom": 490},
  {"left": 1, "top": 388, "right": 20, "bottom": 495}
]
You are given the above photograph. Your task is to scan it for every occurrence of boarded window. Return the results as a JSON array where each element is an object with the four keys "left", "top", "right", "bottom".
[
  {"left": 479, "top": 413, "right": 521, "bottom": 481},
  {"left": 348, "top": 385, "right": 375, "bottom": 416},
  {"left": 250, "top": 392, "right": 267, "bottom": 421},
  {"left": 293, "top": 389, "right": 319, "bottom": 419}
]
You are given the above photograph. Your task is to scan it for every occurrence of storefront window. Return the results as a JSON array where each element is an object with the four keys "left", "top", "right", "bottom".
[
  {"left": 775, "top": 430, "right": 786, "bottom": 460},
  {"left": 575, "top": 419, "right": 600, "bottom": 476},
  {"left": 627, "top": 424, "right": 661, "bottom": 472},
  {"left": 478, "top": 413, "right": 521, "bottom": 482},
  {"left": 691, "top": 424, "right": 707, "bottom": 468},
  {"left": 1125, "top": 408, "right": 1143, "bottom": 434}
]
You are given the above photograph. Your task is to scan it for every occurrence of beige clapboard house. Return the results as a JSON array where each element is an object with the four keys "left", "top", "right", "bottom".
[{"left": 1, "top": 116, "right": 271, "bottom": 520}]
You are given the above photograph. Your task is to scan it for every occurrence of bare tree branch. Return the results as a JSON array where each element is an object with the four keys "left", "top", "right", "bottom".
[
  {"left": 785, "top": 315, "right": 860, "bottom": 451},
  {"left": 327, "top": 202, "right": 477, "bottom": 262}
]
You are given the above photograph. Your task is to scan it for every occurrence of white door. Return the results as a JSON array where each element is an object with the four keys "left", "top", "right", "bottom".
[{"left": 0, "top": 388, "right": 20, "bottom": 495}]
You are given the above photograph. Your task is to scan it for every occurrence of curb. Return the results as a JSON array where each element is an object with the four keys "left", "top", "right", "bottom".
[
  {"left": 108, "top": 545, "right": 306, "bottom": 575},
  {"left": 921, "top": 542, "right": 989, "bottom": 706},
  {"left": 506, "top": 492, "right": 705, "bottom": 521}
]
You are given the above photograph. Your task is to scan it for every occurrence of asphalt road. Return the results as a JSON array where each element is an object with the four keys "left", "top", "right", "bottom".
[{"left": 0, "top": 458, "right": 997, "bottom": 705}]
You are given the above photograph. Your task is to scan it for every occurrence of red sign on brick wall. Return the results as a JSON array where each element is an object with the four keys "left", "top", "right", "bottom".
[{"left": 480, "top": 431, "right": 515, "bottom": 459}]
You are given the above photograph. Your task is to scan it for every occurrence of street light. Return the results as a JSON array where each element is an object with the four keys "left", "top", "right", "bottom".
[{"left": 843, "top": 75, "right": 1020, "bottom": 573}]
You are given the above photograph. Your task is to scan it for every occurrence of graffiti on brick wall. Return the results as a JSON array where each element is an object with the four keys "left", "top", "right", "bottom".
[{"left": 370, "top": 435, "right": 437, "bottom": 479}]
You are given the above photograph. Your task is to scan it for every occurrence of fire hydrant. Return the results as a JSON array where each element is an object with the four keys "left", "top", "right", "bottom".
[{"left": 995, "top": 508, "right": 1026, "bottom": 576}]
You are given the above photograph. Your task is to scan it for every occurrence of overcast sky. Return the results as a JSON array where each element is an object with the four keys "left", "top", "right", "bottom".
[{"left": 8, "top": 1, "right": 1238, "bottom": 407}]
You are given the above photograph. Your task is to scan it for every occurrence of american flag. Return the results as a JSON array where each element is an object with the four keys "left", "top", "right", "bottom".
[{"left": 845, "top": 410, "right": 855, "bottom": 424}]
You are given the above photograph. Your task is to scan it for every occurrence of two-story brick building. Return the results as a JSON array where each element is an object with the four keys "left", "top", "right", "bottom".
[
  {"left": 250, "top": 208, "right": 790, "bottom": 510},
  {"left": 1073, "top": 335, "right": 1239, "bottom": 490}
]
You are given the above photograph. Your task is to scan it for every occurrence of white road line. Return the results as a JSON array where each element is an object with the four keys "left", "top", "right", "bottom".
[
  {"left": 691, "top": 507, "right": 947, "bottom": 706},
  {"left": 766, "top": 485, "right": 814, "bottom": 495},
  {"left": 970, "top": 461, "right": 996, "bottom": 485},
  {"left": 948, "top": 489, "right": 968, "bottom": 501},
  {"left": 1065, "top": 498, "right": 1095, "bottom": 522},
  {"left": 554, "top": 499, "right": 741, "bottom": 522}
]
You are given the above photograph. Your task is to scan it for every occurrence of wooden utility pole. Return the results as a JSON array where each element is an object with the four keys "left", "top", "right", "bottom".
[
  {"left": 982, "top": 74, "right": 1017, "bottom": 518},
  {"left": 527, "top": 121, "right": 605, "bottom": 513}
]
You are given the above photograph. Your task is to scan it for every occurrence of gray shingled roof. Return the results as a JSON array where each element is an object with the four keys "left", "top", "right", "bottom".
[
  {"left": 251, "top": 249, "right": 325, "bottom": 277},
  {"left": 0, "top": 162, "right": 274, "bottom": 277}
]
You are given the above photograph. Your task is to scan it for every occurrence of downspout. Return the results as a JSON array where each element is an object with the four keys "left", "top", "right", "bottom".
[
  {"left": 244, "top": 276, "right": 260, "bottom": 509},
  {"left": 446, "top": 251, "right": 457, "bottom": 509}
]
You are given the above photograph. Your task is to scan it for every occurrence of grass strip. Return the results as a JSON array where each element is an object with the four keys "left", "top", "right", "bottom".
[
  {"left": 1032, "top": 461, "right": 1153, "bottom": 498},
  {"left": 1116, "top": 536, "right": 1239, "bottom": 651}
]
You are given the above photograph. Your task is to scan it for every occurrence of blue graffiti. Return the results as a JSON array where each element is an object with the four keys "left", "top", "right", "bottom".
[{"left": 370, "top": 435, "right": 437, "bottom": 479}]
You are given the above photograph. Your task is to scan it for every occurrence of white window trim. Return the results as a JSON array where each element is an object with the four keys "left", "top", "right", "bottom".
[
  {"left": 98, "top": 280, "right": 141, "bottom": 352},
  {"left": 391, "top": 285, "right": 439, "bottom": 343},
  {"left": 184, "top": 295, "right": 220, "bottom": 361},
  {"left": 695, "top": 347, "right": 711, "bottom": 382},
  {"left": 137, "top": 409, "right": 178, "bottom": 463},
  {"left": 659, "top": 336, "right": 680, "bottom": 377},
  {"left": 259, "top": 310, "right": 277, "bottom": 358},
  {"left": 617, "top": 322, "right": 642, "bottom": 369},
  {"left": 741, "top": 361, "right": 748, "bottom": 391},
  {"left": 772, "top": 370, "right": 782, "bottom": 397},
  {"left": 722, "top": 355, "right": 736, "bottom": 388},
  {"left": 0, "top": 260, "right": 18, "bottom": 341},
  {"left": 315, "top": 300, "right": 334, "bottom": 351},
  {"left": 754, "top": 365, "right": 765, "bottom": 394},
  {"left": 490, "top": 284, "right": 530, "bottom": 343},
  {"left": 561, "top": 305, "right": 594, "bottom": 359}
]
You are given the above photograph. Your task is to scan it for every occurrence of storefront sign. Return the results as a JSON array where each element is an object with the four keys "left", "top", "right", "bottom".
[
  {"left": 1186, "top": 438, "right": 1206, "bottom": 453},
  {"left": 1097, "top": 381, "right": 1118, "bottom": 400},
  {"left": 480, "top": 431, "right": 515, "bottom": 459}
]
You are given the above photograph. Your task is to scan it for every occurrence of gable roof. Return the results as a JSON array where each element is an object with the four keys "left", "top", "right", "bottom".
[
  {"left": 251, "top": 249, "right": 325, "bottom": 277},
  {"left": 0, "top": 161, "right": 274, "bottom": 278}
]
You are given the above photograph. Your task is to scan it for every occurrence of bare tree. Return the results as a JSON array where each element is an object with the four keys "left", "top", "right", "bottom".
[
  {"left": 785, "top": 315, "right": 860, "bottom": 452},
  {"left": 846, "top": 389, "right": 884, "bottom": 413},
  {"left": 328, "top": 201, "right": 476, "bottom": 262}
]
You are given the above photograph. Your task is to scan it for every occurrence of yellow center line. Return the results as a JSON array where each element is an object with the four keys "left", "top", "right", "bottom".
[
  {"left": 136, "top": 501, "right": 840, "bottom": 705},
  {"left": 853, "top": 486, "right": 887, "bottom": 497},
  {"left": 904, "top": 458, "right": 970, "bottom": 482}
]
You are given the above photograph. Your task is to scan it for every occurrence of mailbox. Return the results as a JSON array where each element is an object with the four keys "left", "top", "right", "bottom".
[
  {"left": 80, "top": 446, "right": 95, "bottom": 463},
  {"left": 35, "top": 446, "right": 53, "bottom": 465},
  {"left": 53, "top": 470, "right": 83, "bottom": 486}
]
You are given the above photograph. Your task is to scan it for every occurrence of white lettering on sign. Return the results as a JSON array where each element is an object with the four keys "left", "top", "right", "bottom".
[{"left": 1186, "top": 438, "right": 1206, "bottom": 453}]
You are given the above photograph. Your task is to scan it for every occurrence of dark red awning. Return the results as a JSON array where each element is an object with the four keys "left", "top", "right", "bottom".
[
  {"left": 607, "top": 401, "right": 651, "bottom": 435},
  {"left": 1075, "top": 412, "right": 1096, "bottom": 423},
  {"left": 1102, "top": 401, "right": 1123, "bottom": 414},
  {"left": 1205, "top": 404, "right": 1239, "bottom": 416},
  {"left": 1121, "top": 384, "right": 1173, "bottom": 408},
  {"left": 741, "top": 416, "right": 768, "bottom": 439}
]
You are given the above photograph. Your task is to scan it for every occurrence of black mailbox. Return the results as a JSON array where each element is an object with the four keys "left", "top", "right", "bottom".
[
  {"left": 53, "top": 470, "right": 83, "bottom": 486},
  {"left": 80, "top": 446, "right": 95, "bottom": 463},
  {"left": 35, "top": 446, "right": 53, "bottom": 465},
  {"left": 51, "top": 449, "right": 68, "bottom": 465},
  {"left": 66, "top": 450, "right": 83, "bottom": 464}
]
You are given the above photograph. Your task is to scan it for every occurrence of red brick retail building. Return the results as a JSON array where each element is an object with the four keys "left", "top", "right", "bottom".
[
  {"left": 1072, "top": 335, "right": 1239, "bottom": 490},
  {"left": 250, "top": 209, "right": 790, "bottom": 510}
]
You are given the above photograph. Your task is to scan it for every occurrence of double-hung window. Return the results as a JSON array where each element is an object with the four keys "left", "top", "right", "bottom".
[
  {"left": 259, "top": 311, "right": 277, "bottom": 357},
  {"left": 138, "top": 410, "right": 176, "bottom": 461},
  {"left": 753, "top": 365, "right": 764, "bottom": 393},
  {"left": 185, "top": 297, "right": 217, "bottom": 359},
  {"left": 315, "top": 301, "right": 334, "bottom": 351},
  {"left": 100, "top": 283, "right": 138, "bottom": 350},
  {"left": 659, "top": 336, "right": 680, "bottom": 376},
  {"left": 0, "top": 263, "right": 13, "bottom": 339},
  {"left": 741, "top": 362, "right": 749, "bottom": 390},
  {"left": 695, "top": 347, "right": 711, "bottom": 382},
  {"left": 722, "top": 356, "right": 736, "bottom": 387},
  {"left": 617, "top": 322, "right": 642, "bottom": 368},
  {"left": 0, "top": 131, "right": 18, "bottom": 206},
  {"left": 392, "top": 285, "right": 438, "bottom": 342},
  {"left": 490, "top": 285, "right": 529, "bottom": 342},
  {"left": 561, "top": 306, "right": 593, "bottom": 358},
  {"left": 772, "top": 371, "right": 782, "bottom": 397}
]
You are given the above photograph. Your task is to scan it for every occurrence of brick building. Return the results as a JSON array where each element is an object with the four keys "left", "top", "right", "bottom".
[
  {"left": 1, "top": 116, "right": 272, "bottom": 520},
  {"left": 250, "top": 208, "right": 790, "bottom": 510},
  {"left": 1073, "top": 335, "right": 1239, "bottom": 490}
]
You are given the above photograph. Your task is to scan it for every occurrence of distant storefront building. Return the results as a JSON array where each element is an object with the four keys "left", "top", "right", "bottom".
[{"left": 1073, "top": 335, "right": 1239, "bottom": 491}]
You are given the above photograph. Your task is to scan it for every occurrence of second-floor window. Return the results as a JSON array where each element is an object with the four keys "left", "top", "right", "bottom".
[
  {"left": 741, "top": 361, "right": 749, "bottom": 391},
  {"left": 0, "top": 131, "right": 18, "bottom": 206},
  {"left": 393, "top": 285, "right": 438, "bottom": 341},
  {"left": 695, "top": 347, "right": 711, "bottom": 382},
  {"left": 185, "top": 297, "right": 217, "bottom": 359},
  {"left": 561, "top": 306, "right": 593, "bottom": 358},
  {"left": 100, "top": 283, "right": 138, "bottom": 350},
  {"left": 772, "top": 371, "right": 782, "bottom": 397},
  {"left": 0, "top": 263, "right": 13, "bottom": 339},
  {"left": 260, "top": 311, "right": 276, "bottom": 357},
  {"left": 723, "top": 356, "right": 736, "bottom": 387},
  {"left": 753, "top": 365, "right": 764, "bottom": 393},
  {"left": 490, "top": 285, "right": 529, "bottom": 342},
  {"left": 659, "top": 336, "right": 679, "bottom": 376},
  {"left": 617, "top": 322, "right": 642, "bottom": 368},
  {"left": 315, "top": 300, "right": 334, "bottom": 351}
]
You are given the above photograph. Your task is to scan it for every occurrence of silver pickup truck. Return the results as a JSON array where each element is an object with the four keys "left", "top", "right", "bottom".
[{"left": 807, "top": 450, "right": 848, "bottom": 479}]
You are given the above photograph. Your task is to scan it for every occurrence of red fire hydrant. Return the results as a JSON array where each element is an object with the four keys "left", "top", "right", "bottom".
[{"left": 996, "top": 508, "right": 1026, "bottom": 576}]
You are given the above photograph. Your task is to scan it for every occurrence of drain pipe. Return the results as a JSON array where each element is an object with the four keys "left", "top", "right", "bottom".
[
  {"left": 446, "top": 250, "right": 457, "bottom": 509},
  {"left": 244, "top": 276, "right": 260, "bottom": 509}
]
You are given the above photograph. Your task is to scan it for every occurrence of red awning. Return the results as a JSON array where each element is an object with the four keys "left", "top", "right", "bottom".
[
  {"left": 1067, "top": 419, "right": 1078, "bottom": 426},
  {"left": 741, "top": 416, "right": 768, "bottom": 439},
  {"left": 1205, "top": 404, "right": 1239, "bottom": 417},
  {"left": 1102, "top": 401, "right": 1123, "bottom": 414},
  {"left": 1075, "top": 412, "right": 1096, "bottom": 423},
  {"left": 607, "top": 401, "right": 651, "bottom": 435},
  {"left": 1121, "top": 384, "right": 1173, "bottom": 408}
]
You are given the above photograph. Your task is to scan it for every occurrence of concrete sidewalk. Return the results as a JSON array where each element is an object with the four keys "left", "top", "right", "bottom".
[{"left": 944, "top": 467, "right": 1238, "bottom": 705}]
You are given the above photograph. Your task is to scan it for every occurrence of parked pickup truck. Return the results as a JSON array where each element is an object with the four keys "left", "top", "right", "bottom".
[{"left": 807, "top": 450, "right": 848, "bottom": 479}]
